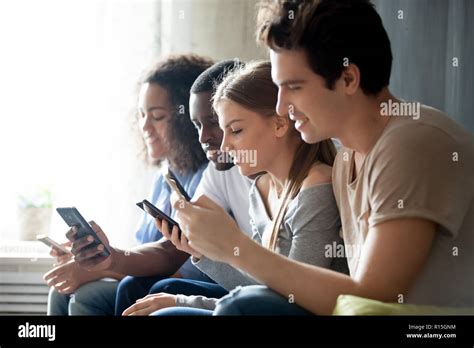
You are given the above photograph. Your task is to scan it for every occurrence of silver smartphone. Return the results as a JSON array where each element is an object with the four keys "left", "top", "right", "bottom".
[{"left": 36, "top": 234, "right": 71, "bottom": 255}]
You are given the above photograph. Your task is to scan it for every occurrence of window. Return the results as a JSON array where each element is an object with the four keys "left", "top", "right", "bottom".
[{"left": 0, "top": 0, "right": 160, "bottom": 248}]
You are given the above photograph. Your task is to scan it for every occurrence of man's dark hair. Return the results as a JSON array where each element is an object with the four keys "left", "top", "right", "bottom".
[
  {"left": 257, "top": 0, "right": 392, "bottom": 96},
  {"left": 190, "top": 59, "right": 245, "bottom": 94},
  {"left": 140, "top": 54, "right": 213, "bottom": 173}
]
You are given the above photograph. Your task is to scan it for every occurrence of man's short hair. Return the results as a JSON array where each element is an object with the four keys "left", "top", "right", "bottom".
[
  {"left": 191, "top": 59, "right": 245, "bottom": 94},
  {"left": 257, "top": 0, "right": 392, "bottom": 96}
]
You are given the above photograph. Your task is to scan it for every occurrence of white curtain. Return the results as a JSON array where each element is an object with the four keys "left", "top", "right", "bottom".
[{"left": 0, "top": 0, "right": 160, "bottom": 248}]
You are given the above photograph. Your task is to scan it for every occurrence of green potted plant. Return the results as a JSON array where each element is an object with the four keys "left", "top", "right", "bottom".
[{"left": 17, "top": 189, "right": 53, "bottom": 241}]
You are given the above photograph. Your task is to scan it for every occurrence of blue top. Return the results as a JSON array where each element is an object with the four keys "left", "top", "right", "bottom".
[{"left": 135, "top": 162, "right": 208, "bottom": 244}]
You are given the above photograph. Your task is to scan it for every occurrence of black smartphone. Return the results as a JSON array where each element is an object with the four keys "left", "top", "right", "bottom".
[
  {"left": 136, "top": 199, "right": 181, "bottom": 237},
  {"left": 56, "top": 207, "right": 110, "bottom": 257},
  {"left": 165, "top": 169, "right": 191, "bottom": 201}
]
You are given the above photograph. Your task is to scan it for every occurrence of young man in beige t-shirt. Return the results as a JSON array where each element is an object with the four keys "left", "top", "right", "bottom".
[{"left": 332, "top": 104, "right": 473, "bottom": 307}]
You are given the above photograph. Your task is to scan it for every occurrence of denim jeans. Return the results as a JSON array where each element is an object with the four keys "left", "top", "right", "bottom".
[
  {"left": 148, "top": 277, "right": 228, "bottom": 297},
  {"left": 214, "top": 285, "right": 313, "bottom": 315},
  {"left": 151, "top": 307, "right": 213, "bottom": 316},
  {"left": 114, "top": 274, "right": 168, "bottom": 316},
  {"left": 47, "top": 279, "right": 118, "bottom": 315}
]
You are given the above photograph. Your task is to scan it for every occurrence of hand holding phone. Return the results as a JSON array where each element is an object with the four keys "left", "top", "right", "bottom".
[
  {"left": 56, "top": 207, "right": 110, "bottom": 257},
  {"left": 136, "top": 199, "right": 182, "bottom": 238}
]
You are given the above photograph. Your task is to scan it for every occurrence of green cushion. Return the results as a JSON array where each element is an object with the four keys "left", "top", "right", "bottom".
[{"left": 332, "top": 295, "right": 474, "bottom": 315}]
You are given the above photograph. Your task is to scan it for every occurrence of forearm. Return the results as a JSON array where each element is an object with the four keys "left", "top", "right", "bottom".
[
  {"left": 231, "top": 235, "right": 360, "bottom": 315},
  {"left": 176, "top": 294, "right": 218, "bottom": 311},
  {"left": 100, "top": 270, "right": 126, "bottom": 280},
  {"left": 109, "top": 239, "right": 190, "bottom": 277}
]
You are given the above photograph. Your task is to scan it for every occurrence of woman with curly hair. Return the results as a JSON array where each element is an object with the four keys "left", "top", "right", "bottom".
[{"left": 45, "top": 54, "right": 213, "bottom": 316}]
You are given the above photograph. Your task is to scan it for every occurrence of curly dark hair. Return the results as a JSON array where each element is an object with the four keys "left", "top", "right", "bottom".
[
  {"left": 137, "top": 54, "right": 214, "bottom": 174},
  {"left": 256, "top": 0, "right": 392, "bottom": 96}
]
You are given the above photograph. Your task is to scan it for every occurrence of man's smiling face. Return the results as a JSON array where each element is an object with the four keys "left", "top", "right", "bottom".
[{"left": 270, "top": 49, "right": 349, "bottom": 144}]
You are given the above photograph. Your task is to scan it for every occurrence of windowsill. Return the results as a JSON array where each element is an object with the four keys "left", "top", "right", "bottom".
[{"left": 0, "top": 240, "right": 53, "bottom": 264}]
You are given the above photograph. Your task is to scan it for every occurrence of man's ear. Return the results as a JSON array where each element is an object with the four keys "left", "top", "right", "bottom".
[
  {"left": 274, "top": 114, "right": 290, "bottom": 138},
  {"left": 341, "top": 63, "right": 360, "bottom": 96}
]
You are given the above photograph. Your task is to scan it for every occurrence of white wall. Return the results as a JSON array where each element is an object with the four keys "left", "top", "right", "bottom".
[{"left": 159, "top": 0, "right": 268, "bottom": 61}]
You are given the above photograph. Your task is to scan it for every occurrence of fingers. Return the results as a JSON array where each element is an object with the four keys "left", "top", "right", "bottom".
[
  {"left": 46, "top": 276, "right": 63, "bottom": 287},
  {"left": 169, "top": 191, "right": 187, "bottom": 208},
  {"left": 57, "top": 254, "right": 72, "bottom": 264},
  {"left": 55, "top": 280, "right": 72, "bottom": 293},
  {"left": 155, "top": 218, "right": 162, "bottom": 234},
  {"left": 159, "top": 220, "right": 184, "bottom": 252},
  {"left": 43, "top": 263, "right": 68, "bottom": 281},
  {"left": 169, "top": 191, "right": 179, "bottom": 207},
  {"left": 45, "top": 271, "right": 68, "bottom": 287},
  {"left": 173, "top": 199, "right": 211, "bottom": 226},
  {"left": 138, "top": 294, "right": 158, "bottom": 301},
  {"left": 70, "top": 235, "right": 94, "bottom": 255},
  {"left": 179, "top": 233, "right": 188, "bottom": 248},
  {"left": 89, "top": 221, "right": 108, "bottom": 245},
  {"left": 171, "top": 195, "right": 189, "bottom": 211},
  {"left": 127, "top": 307, "right": 153, "bottom": 316},
  {"left": 122, "top": 300, "right": 149, "bottom": 316},
  {"left": 50, "top": 248, "right": 58, "bottom": 257},
  {"left": 66, "top": 226, "right": 79, "bottom": 243},
  {"left": 74, "top": 245, "right": 106, "bottom": 263},
  {"left": 169, "top": 224, "right": 181, "bottom": 248},
  {"left": 178, "top": 234, "right": 197, "bottom": 257},
  {"left": 58, "top": 287, "right": 74, "bottom": 295},
  {"left": 158, "top": 219, "right": 171, "bottom": 240}
]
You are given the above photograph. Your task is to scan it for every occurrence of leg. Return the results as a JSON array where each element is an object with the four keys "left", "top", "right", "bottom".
[
  {"left": 114, "top": 274, "right": 166, "bottom": 315},
  {"left": 68, "top": 280, "right": 118, "bottom": 315},
  {"left": 47, "top": 287, "right": 70, "bottom": 315},
  {"left": 149, "top": 278, "right": 228, "bottom": 298},
  {"left": 214, "top": 285, "right": 313, "bottom": 316},
  {"left": 151, "top": 307, "right": 213, "bottom": 316}
]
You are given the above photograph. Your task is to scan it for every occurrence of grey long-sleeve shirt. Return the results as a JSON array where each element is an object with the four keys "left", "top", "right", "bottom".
[{"left": 176, "top": 178, "right": 349, "bottom": 310}]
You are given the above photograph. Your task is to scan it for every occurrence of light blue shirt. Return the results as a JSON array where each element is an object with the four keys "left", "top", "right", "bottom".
[{"left": 135, "top": 162, "right": 208, "bottom": 244}]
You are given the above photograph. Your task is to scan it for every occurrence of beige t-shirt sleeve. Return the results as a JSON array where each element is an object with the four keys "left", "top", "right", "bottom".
[{"left": 366, "top": 123, "right": 470, "bottom": 238}]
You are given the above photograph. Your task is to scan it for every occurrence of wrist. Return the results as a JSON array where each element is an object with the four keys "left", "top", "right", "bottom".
[
  {"left": 226, "top": 232, "right": 253, "bottom": 267},
  {"left": 108, "top": 246, "right": 122, "bottom": 272}
]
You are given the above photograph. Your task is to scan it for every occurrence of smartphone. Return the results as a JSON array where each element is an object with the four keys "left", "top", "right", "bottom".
[
  {"left": 164, "top": 169, "right": 191, "bottom": 201},
  {"left": 36, "top": 234, "right": 71, "bottom": 255},
  {"left": 56, "top": 207, "right": 110, "bottom": 257},
  {"left": 136, "top": 199, "right": 181, "bottom": 237}
]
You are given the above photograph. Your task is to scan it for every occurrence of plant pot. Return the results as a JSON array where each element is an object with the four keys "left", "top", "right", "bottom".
[{"left": 17, "top": 207, "right": 53, "bottom": 241}]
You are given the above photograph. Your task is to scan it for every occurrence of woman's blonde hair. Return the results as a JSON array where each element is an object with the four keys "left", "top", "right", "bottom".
[{"left": 213, "top": 60, "right": 337, "bottom": 250}]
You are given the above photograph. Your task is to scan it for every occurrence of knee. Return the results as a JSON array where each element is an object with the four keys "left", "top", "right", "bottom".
[
  {"left": 67, "top": 284, "right": 91, "bottom": 315},
  {"left": 48, "top": 287, "right": 63, "bottom": 304},
  {"left": 116, "top": 276, "right": 141, "bottom": 296},
  {"left": 214, "top": 285, "right": 271, "bottom": 315},
  {"left": 47, "top": 287, "right": 69, "bottom": 315},
  {"left": 149, "top": 278, "right": 185, "bottom": 295}
]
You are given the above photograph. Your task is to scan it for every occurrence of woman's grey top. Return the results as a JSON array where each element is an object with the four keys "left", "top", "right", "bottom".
[{"left": 177, "top": 177, "right": 349, "bottom": 310}]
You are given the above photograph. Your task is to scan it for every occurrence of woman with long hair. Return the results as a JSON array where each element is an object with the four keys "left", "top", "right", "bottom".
[{"left": 150, "top": 61, "right": 348, "bottom": 315}]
